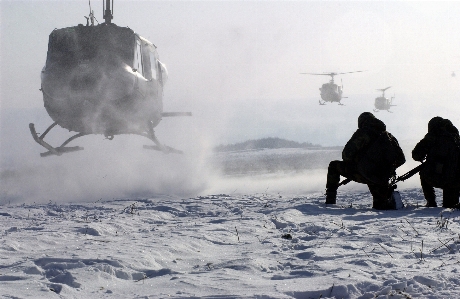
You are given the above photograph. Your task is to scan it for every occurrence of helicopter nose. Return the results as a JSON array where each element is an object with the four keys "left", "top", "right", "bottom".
[{"left": 70, "top": 72, "right": 99, "bottom": 91}]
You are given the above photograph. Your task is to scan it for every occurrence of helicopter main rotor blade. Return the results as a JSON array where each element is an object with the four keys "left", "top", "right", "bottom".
[
  {"left": 300, "top": 73, "right": 336, "bottom": 76},
  {"left": 300, "top": 70, "right": 366, "bottom": 76},
  {"left": 335, "top": 70, "right": 367, "bottom": 75},
  {"left": 376, "top": 86, "right": 392, "bottom": 92}
]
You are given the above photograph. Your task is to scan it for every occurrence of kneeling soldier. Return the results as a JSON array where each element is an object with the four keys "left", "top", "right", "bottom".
[
  {"left": 412, "top": 117, "right": 460, "bottom": 208},
  {"left": 325, "top": 112, "right": 405, "bottom": 209}
]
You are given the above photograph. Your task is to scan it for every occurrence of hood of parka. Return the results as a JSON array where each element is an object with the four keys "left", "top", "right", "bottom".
[
  {"left": 428, "top": 116, "right": 444, "bottom": 134},
  {"left": 358, "top": 112, "right": 386, "bottom": 132}
]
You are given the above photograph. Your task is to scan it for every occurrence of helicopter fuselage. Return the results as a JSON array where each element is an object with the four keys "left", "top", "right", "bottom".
[
  {"left": 373, "top": 86, "right": 395, "bottom": 112},
  {"left": 41, "top": 23, "right": 166, "bottom": 136},
  {"left": 30, "top": 0, "right": 190, "bottom": 157},
  {"left": 374, "top": 96, "right": 389, "bottom": 110},
  {"left": 319, "top": 82, "right": 342, "bottom": 103}
]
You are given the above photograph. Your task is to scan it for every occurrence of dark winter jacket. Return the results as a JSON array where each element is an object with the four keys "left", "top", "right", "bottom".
[
  {"left": 412, "top": 117, "right": 460, "bottom": 162},
  {"left": 342, "top": 112, "right": 386, "bottom": 163},
  {"left": 413, "top": 117, "right": 460, "bottom": 188}
]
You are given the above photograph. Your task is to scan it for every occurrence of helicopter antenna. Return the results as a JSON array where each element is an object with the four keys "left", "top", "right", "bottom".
[
  {"left": 84, "top": 0, "right": 97, "bottom": 26},
  {"left": 103, "top": 0, "right": 113, "bottom": 24}
]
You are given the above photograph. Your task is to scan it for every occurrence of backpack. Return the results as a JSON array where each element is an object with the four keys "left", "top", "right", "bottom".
[
  {"left": 420, "top": 132, "right": 460, "bottom": 188},
  {"left": 357, "top": 131, "right": 406, "bottom": 185}
]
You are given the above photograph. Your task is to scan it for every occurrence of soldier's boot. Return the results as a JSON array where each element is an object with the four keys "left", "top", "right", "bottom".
[
  {"left": 424, "top": 199, "right": 437, "bottom": 208},
  {"left": 442, "top": 188, "right": 459, "bottom": 208},
  {"left": 369, "top": 184, "right": 395, "bottom": 210},
  {"left": 421, "top": 178, "right": 437, "bottom": 207},
  {"left": 372, "top": 198, "right": 396, "bottom": 210},
  {"left": 325, "top": 189, "right": 337, "bottom": 204}
]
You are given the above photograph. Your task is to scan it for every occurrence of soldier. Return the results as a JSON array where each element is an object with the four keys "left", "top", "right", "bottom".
[
  {"left": 325, "top": 112, "right": 405, "bottom": 209},
  {"left": 412, "top": 117, "right": 460, "bottom": 208}
]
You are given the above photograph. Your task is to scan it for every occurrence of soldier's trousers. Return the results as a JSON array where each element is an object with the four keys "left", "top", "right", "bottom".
[
  {"left": 420, "top": 176, "right": 459, "bottom": 208},
  {"left": 326, "top": 160, "right": 391, "bottom": 206}
]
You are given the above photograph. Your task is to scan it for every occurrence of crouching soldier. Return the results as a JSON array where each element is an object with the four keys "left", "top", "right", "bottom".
[
  {"left": 412, "top": 117, "right": 460, "bottom": 208},
  {"left": 325, "top": 112, "right": 406, "bottom": 209}
]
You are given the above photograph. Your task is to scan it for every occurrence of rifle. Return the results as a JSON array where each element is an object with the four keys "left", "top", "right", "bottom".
[
  {"left": 391, "top": 162, "right": 425, "bottom": 186},
  {"left": 338, "top": 162, "right": 425, "bottom": 188},
  {"left": 338, "top": 178, "right": 352, "bottom": 187}
]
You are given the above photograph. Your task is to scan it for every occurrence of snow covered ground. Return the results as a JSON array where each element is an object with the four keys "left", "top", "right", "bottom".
[
  {"left": 2, "top": 164, "right": 460, "bottom": 298},
  {"left": 1, "top": 147, "right": 460, "bottom": 298}
]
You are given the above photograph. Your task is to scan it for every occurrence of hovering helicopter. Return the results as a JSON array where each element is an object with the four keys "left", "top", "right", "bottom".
[
  {"left": 300, "top": 71, "right": 365, "bottom": 105},
  {"left": 29, "top": 0, "right": 191, "bottom": 157},
  {"left": 373, "top": 86, "right": 396, "bottom": 113}
]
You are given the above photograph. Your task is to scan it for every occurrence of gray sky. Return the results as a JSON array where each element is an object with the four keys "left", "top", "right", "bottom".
[{"left": 1, "top": 1, "right": 460, "bottom": 148}]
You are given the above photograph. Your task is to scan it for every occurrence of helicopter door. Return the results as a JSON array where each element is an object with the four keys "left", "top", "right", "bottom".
[
  {"left": 132, "top": 37, "right": 151, "bottom": 99},
  {"left": 145, "top": 50, "right": 160, "bottom": 99},
  {"left": 138, "top": 37, "right": 162, "bottom": 104},
  {"left": 149, "top": 52, "right": 157, "bottom": 81},
  {"left": 158, "top": 61, "right": 168, "bottom": 86},
  {"left": 133, "top": 39, "right": 143, "bottom": 75}
]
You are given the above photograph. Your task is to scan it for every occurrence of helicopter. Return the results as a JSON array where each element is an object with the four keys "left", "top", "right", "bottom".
[
  {"left": 300, "top": 71, "right": 365, "bottom": 105},
  {"left": 29, "top": 0, "right": 191, "bottom": 157},
  {"left": 373, "top": 86, "right": 396, "bottom": 113}
]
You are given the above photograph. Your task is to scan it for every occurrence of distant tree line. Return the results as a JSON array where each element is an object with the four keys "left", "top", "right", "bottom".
[{"left": 214, "top": 137, "right": 322, "bottom": 152}]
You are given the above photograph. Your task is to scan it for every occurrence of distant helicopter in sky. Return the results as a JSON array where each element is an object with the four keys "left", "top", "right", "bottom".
[
  {"left": 29, "top": 0, "right": 191, "bottom": 157},
  {"left": 373, "top": 86, "right": 396, "bottom": 113},
  {"left": 300, "top": 71, "right": 366, "bottom": 105},
  {"left": 452, "top": 70, "right": 459, "bottom": 77}
]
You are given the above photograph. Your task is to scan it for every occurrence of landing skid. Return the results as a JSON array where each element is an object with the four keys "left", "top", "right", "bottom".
[
  {"left": 141, "top": 121, "right": 183, "bottom": 154},
  {"left": 29, "top": 120, "right": 183, "bottom": 157},
  {"left": 319, "top": 100, "right": 345, "bottom": 105},
  {"left": 29, "top": 123, "right": 85, "bottom": 157},
  {"left": 373, "top": 109, "right": 392, "bottom": 113}
]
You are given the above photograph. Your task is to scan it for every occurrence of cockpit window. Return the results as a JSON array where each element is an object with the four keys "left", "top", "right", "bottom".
[{"left": 46, "top": 25, "right": 134, "bottom": 68}]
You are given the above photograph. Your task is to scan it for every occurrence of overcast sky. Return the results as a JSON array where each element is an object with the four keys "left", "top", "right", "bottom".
[
  {"left": 2, "top": 1, "right": 460, "bottom": 202},
  {"left": 1, "top": 1, "right": 460, "bottom": 150}
]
